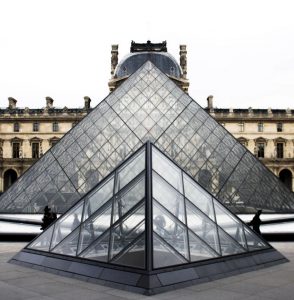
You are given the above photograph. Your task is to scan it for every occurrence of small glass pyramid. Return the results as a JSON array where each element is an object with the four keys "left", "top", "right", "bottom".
[
  {"left": 26, "top": 143, "right": 269, "bottom": 270},
  {"left": 1, "top": 61, "right": 294, "bottom": 214}
]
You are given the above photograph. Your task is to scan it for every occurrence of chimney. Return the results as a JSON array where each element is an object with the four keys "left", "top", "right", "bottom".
[
  {"left": 46, "top": 97, "right": 54, "bottom": 108},
  {"left": 111, "top": 44, "right": 119, "bottom": 77},
  {"left": 207, "top": 95, "right": 214, "bottom": 109},
  {"left": 8, "top": 97, "right": 17, "bottom": 109},
  {"left": 84, "top": 96, "right": 91, "bottom": 110},
  {"left": 179, "top": 45, "right": 187, "bottom": 79}
]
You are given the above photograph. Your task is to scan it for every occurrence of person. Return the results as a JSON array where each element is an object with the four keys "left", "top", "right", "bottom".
[
  {"left": 41, "top": 206, "right": 51, "bottom": 230},
  {"left": 249, "top": 210, "right": 262, "bottom": 234}
]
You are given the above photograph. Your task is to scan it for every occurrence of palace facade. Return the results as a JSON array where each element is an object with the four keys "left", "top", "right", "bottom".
[{"left": 0, "top": 43, "right": 293, "bottom": 193}]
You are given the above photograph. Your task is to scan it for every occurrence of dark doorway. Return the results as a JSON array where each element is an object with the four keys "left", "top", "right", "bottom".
[
  {"left": 279, "top": 169, "right": 292, "bottom": 191},
  {"left": 4, "top": 169, "right": 18, "bottom": 191}
]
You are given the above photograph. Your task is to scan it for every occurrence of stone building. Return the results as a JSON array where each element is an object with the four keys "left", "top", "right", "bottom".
[
  {"left": 0, "top": 97, "right": 91, "bottom": 193},
  {"left": 205, "top": 98, "right": 294, "bottom": 191},
  {"left": 0, "top": 41, "right": 293, "bottom": 194}
]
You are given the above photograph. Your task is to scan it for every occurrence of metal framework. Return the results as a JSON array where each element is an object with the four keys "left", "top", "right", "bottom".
[
  {"left": 1, "top": 61, "right": 294, "bottom": 215},
  {"left": 10, "top": 142, "right": 288, "bottom": 295}
]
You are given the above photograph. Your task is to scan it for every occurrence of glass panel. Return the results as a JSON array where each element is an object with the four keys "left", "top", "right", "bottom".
[
  {"left": 52, "top": 228, "right": 79, "bottom": 256},
  {"left": 78, "top": 203, "right": 112, "bottom": 254},
  {"left": 28, "top": 225, "right": 54, "bottom": 252},
  {"left": 83, "top": 175, "right": 114, "bottom": 220},
  {"left": 110, "top": 205, "right": 145, "bottom": 260},
  {"left": 153, "top": 234, "right": 187, "bottom": 269},
  {"left": 213, "top": 200, "right": 246, "bottom": 248},
  {"left": 80, "top": 231, "right": 110, "bottom": 262},
  {"left": 152, "top": 146, "right": 183, "bottom": 193},
  {"left": 218, "top": 227, "right": 246, "bottom": 256},
  {"left": 117, "top": 148, "right": 145, "bottom": 191},
  {"left": 183, "top": 173, "right": 215, "bottom": 221},
  {"left": 188, "top": 230, "right": 219, "bottom": 262},
  {"left": 244, "top": 227, "right": 268, "bottom": 251},
  {"left": 51, "top": 201, "right": 84, "bottom": 249},
  {"left": 112, "top": 234, "right": 145, "bottom": 269},
  {"left": 112, "top": 176, "right": 145, "bottom": 223},
  {"left": 153, "top": 201, "right": 189, "bottom": 260},
  {"left": 186, "top": 201, "right": 220, "bottom": 254},
  {"left": 152, "top": 172, "right": 185, "bottom": 223}
]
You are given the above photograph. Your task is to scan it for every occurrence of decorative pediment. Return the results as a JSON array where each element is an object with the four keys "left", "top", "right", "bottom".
[
  {"left": 273, "top": 137, "right": 287, "bottom": 145},
  {"left": 10, "top": 137, "right": 23, "bottom": 145},
  {"left": 29, "top": 137, "right": 42, "bottom": 145},
  {"left": 237, "top": 137, "right": 249, "bottom": 146},
  {"left": 254, "top": 137, "right": 268, "bottom": 145}
]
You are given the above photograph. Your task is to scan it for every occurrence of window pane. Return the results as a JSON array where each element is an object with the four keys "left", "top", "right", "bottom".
[
  {"left": 152, "top": 146, "right": 183, "bottom": 193},
  {"left": 153, "top": 234, "right": 187, "bottom": 268},
  {"left": 109, "top": 205, "right": 145, "bottom": 260},
  {"left": 153, "top": 172, "right": 185, "bottom": 223},
  {"left": 78, "top": 203, "right": 112, "bottom": 254},
  {"left": 52, "top": 228, "right": 80, "bottom": 256},
  {"left": 188, "top": 230, "right": 219, "bottom": 262},
  {"left": 218, "top": 227, "right": 245, "bottom": 256},
  {"left": 112, "top": 176, "right": 145, "bottom": 223},
  {"left": 28, "top": 225, "right": 54, "bottom": 251},
  {"left": 153, "top": 201, "right": 189, "bottom": 260},
  {"left": 117, "top": 148, "right": 145, "bottom": 191},
  {"left": 186, "top": 201, "right": 220, "bottom": 254},
  {"left": 83, "top": 175, "right": 114, "bottom": 220},
  {"left": 51, "top": 201, "right": 84, "bottom": 249},
  {"left": 183, "top": 173, "right": 215, "bottom": 221},
  {"left": 111, "top": 234, "right": 145, "bottom": 269},
  {"left": 213, "top": 200, "right": 246, "bottom": 248},
  {"left": 244, "top": 227, "right": 268, "bottom": 251}
]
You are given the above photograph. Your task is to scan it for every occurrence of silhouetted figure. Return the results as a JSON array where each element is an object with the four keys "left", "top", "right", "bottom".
[
  {"left": 41, "top": 206, "right": 57, "bottom": 230},
  {"left": 249, "top": 210, "right": 262, "bottom": 234}
]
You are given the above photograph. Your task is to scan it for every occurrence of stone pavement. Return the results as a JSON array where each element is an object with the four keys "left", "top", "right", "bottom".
[{"left": 0, "top": 242, "right": 293, "bottom": 300}]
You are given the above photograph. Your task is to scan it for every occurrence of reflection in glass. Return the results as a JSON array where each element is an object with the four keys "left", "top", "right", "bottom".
[
  {"left": 188, "top": 231, "right": 219, "bottom": 262},
  {"left": 78, "top": 203, "right": 112, "bottom": 254},
  {"left": 110, "top": 204, "right": 145, "bottom": 259},
  {"left": 186, "top": 201, "right": 220, "bottom": 254},
  {"left": 153, "top": 234, "right": 187, "bottom": 269},
  {"left": 213, "top": 200, "right": 246, "bottom": 248},
  {"left": 117, "top": 148, "right": 145, "bottom": 191},
  {"left": 244, "top": 227, "right": 268, "bottom": 251},
  {"left": 28, "top": 226, "right": 54, "bottom": 252},
  {"left": 152, "top": 172, "right": 185, "bottom": 223},
  {"left": 217, "top": 227, "right": 245, "bottom": 256},
  {"left": 112, "top": 234, "right": 145, "bottom": 269},
  {"left": 153, "top": 201, "right": 189, "bottom": 260},
  {"left": 83, "top": 176, "right": 114, "bottom": 220},
  {"left": 152, "top": 147, "right": 183, "bottom": 193},
  {"left": 52, "top": 229, "right": 80, "bottom": 256},
  {"left": 51, "top": 201, "right": 84, "bottom": 249},
  {"left": 183, "top": 173, "right": 215, "bottom": 220}
]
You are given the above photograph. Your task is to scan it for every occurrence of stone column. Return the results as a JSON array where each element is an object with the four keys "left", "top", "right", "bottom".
[
  {"left": 179, "top": 45, "right": 187, "bottom": 79},
  {"left": 111, "top": 45, "right": 119, "bottom": 78}
]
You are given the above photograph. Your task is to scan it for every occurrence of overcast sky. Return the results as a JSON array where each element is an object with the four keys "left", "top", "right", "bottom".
[{"left": 1, "top": 0, "right": 294, "bottom": 109}]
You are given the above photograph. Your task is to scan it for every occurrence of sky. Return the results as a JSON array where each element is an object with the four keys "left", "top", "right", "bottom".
[{"left": 0, "top": 0, "right": 294, "bottom": 109}]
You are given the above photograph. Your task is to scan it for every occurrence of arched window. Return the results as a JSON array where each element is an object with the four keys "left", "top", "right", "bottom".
[
  {"left": 279, "top": 169, "right": 292, "bottom": 191},
  {"left": 4, "top": 169, "right": 18, "bottom": 191}
]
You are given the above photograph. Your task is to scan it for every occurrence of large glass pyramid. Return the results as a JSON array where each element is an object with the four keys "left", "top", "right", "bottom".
[
  {"left": 11, "top": 143, "right": 287, "bottom": 294},
  {"left": 1, "top": 61, "right": 294, "bottom": 213}
]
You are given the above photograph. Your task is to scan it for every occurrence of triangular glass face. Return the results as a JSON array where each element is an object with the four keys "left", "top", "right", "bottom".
[
  {"left": 26, "top": 143, "right": 270, "bottom": 273},
  {"left": 3, "top": 61, "right": 294, "bottom": 214}
]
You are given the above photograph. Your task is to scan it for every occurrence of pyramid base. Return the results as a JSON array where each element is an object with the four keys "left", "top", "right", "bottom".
[{"left": 10, "top": 248, "right": 288, "bottom": 295}]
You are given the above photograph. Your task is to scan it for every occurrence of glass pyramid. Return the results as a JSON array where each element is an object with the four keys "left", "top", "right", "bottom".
[
  {"left": 25, "top": 143, "right": 269, "bottom": 270},
  {"left": 1, "top": 61, "right": 294, "bottom": 213}
]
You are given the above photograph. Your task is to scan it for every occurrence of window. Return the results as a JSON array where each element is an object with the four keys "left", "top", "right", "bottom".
[
  {"left": 257, "top": 143, "right": 265, "bottom": 158},
  {"left": 257, "top": 122, "right": 263, "bottom": 132},
  {"left": 32, "top": 142, "right": 40, "bottom": 159},
  {"left": 12, "top": 143, "right": 20, "bottom": 158},
  {"left": 33, "top": 122, "right": 39, "bottom": 132},
  {"left": 239, "top": 122, "right": 244, "bottom": 132},
  {"left": 277, "top": 143, "right": 284, "bottom": 159},
  {"left": 277, "top": 122, "right": 283, "bottom": 132},
  {"left": 52, "top": 121, "right": 59, "bottom": 132},
  {"left": 13, "top": 122, "right": 20, "bottom": 132}
]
